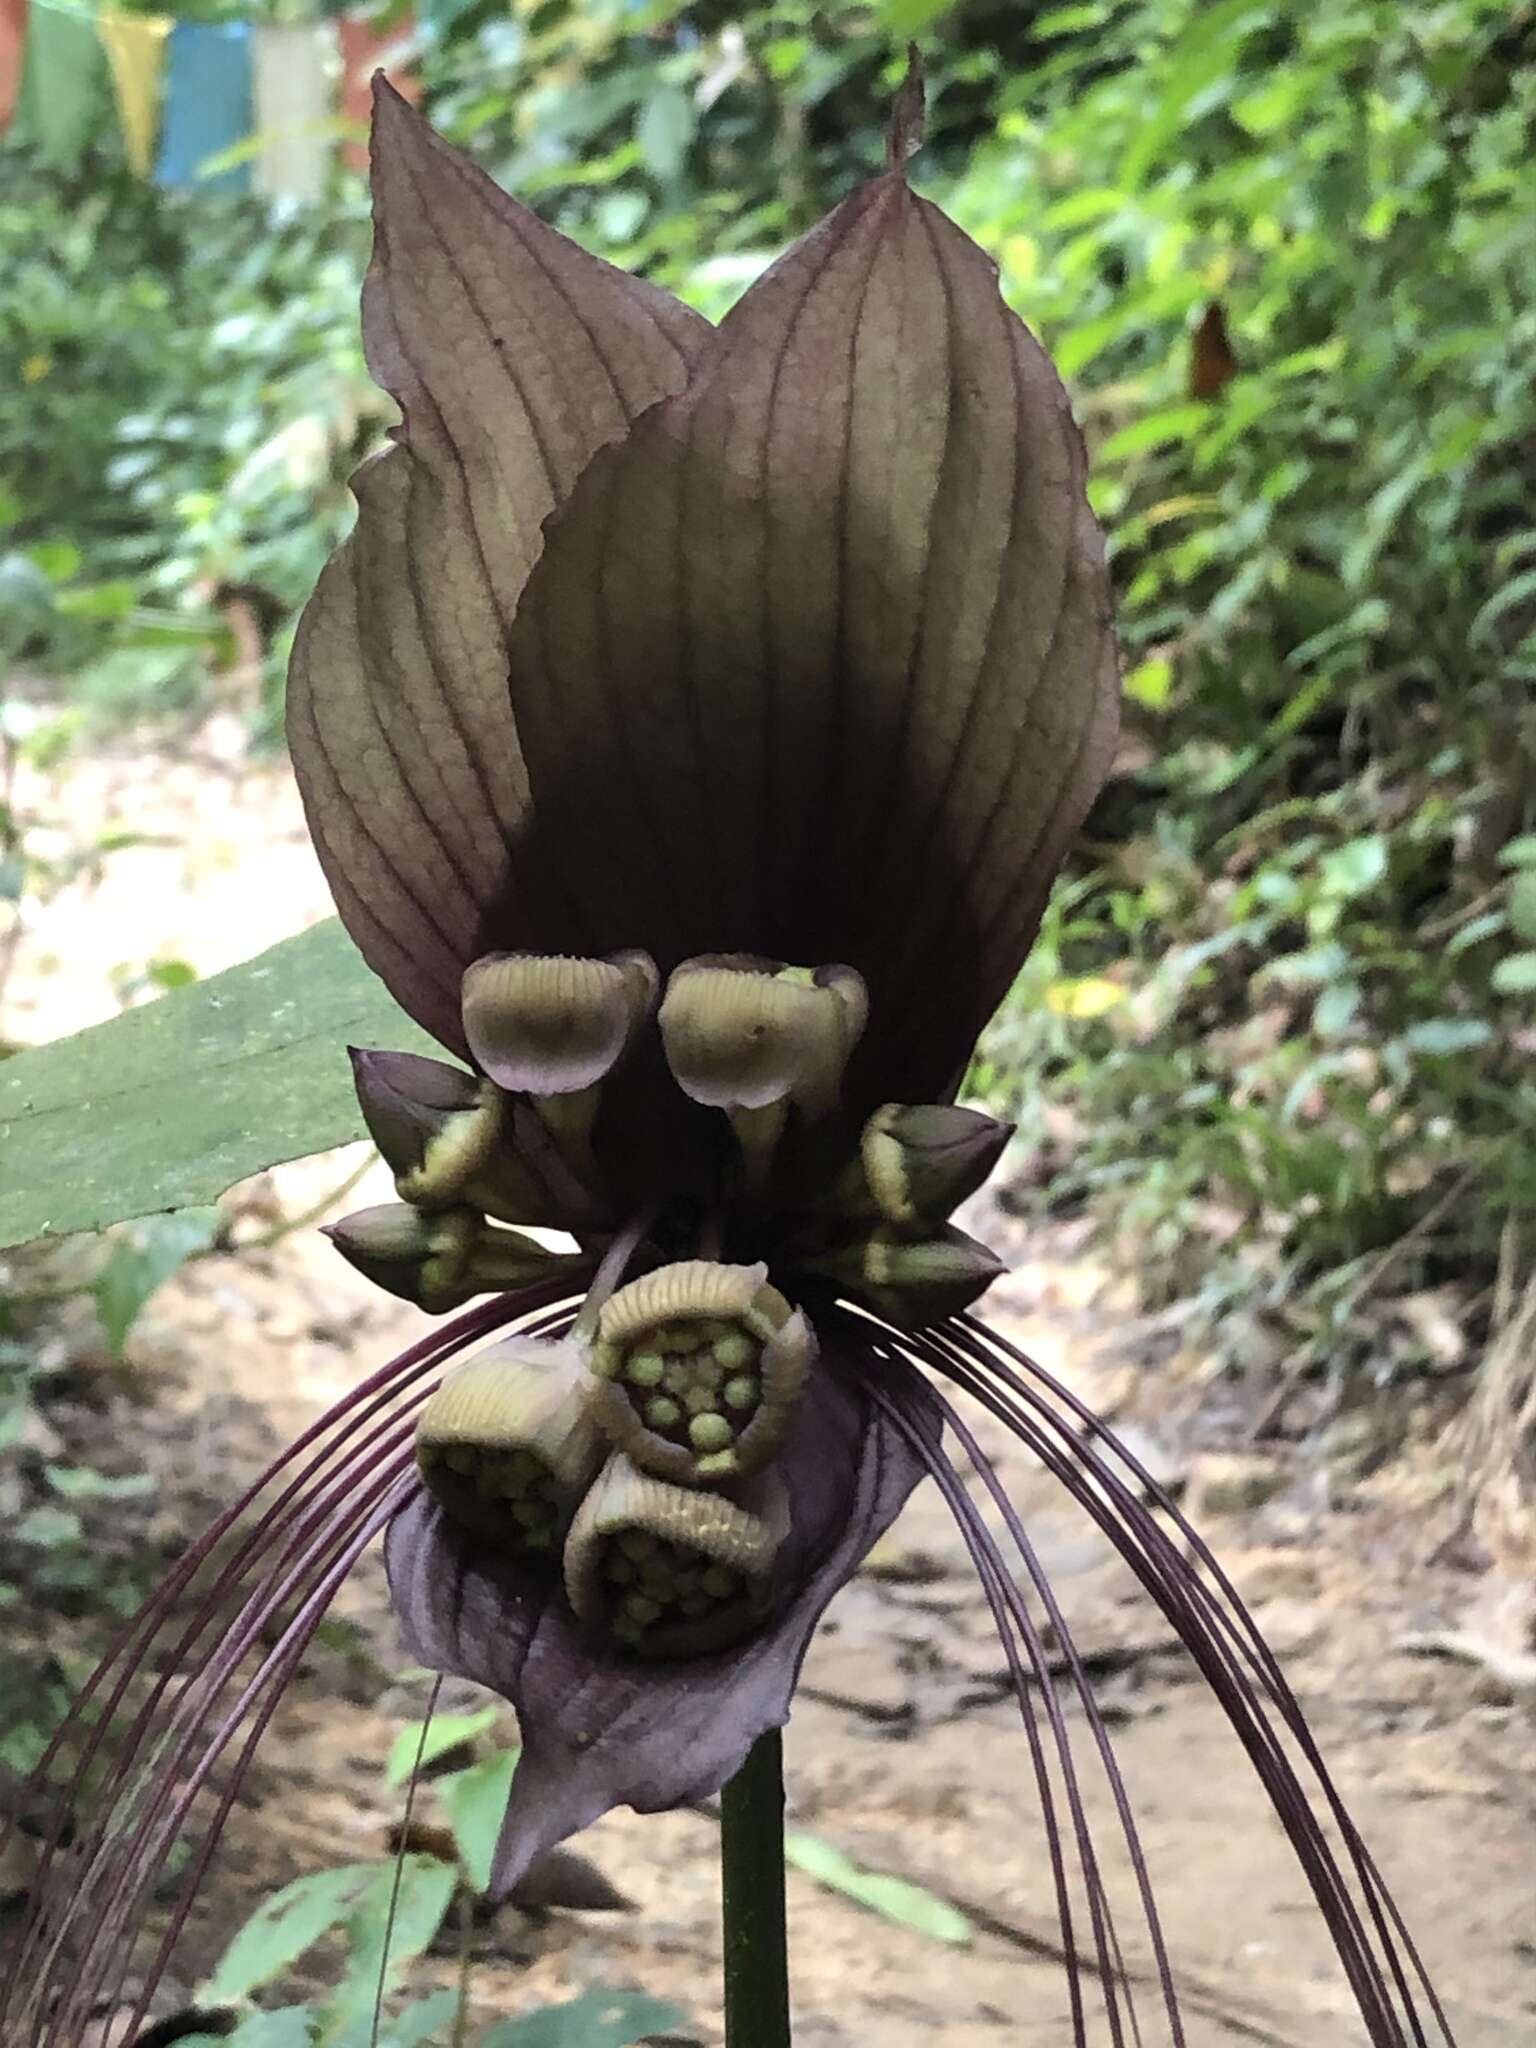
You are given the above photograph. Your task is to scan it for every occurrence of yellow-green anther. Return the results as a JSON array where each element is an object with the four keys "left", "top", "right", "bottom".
[
  {"left": 415, "top": 1337, "right": 604, "bottom": 1544},
  {"left": 860, "top": 1102, "right": 1014, "bottom": 1229},
  {"left": 722, "top": 1375, "right": 758, "bottom": 1412},
  {"left": 657, "top": 954, "right": 867, "bottom": 1118},
  {"left": 563, "top": 1453, "right": 786, "bottom": 1658},
  {"left": 584, "top": 1260, "right": 814, "bottom": 1485},
  {"left": 461, "top": 948, "right": 658, "bottom": 1097},
  {"left": 805, "top": 1224, "right": 1008, "bottom": 1327}
]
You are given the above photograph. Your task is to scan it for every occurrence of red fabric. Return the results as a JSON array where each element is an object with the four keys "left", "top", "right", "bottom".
[
  {"left": 337, "top": 14, "right": 419, "bottom": 171},
  {"left": 0, "top": 0, "right": 27, "bottom": 132}
]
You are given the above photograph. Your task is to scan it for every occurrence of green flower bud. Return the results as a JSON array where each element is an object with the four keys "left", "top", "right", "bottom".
[
  {"left": 349, "top": 1048, "right": 503, "bottom": 1205},
  {"left": 348, "top": 1047, "right": 601, "bottom": 1228},
  {"left": 860, "top": 1102, "right": 1013, "bottom": 1229},
  {"left": 803, "top": 1224, "right": 1007, "bottom": 1327},
  {"left": 585, "top": 1260, "right": 812, "bottom": 1485},
  {"left": 323, "top": 1203, "right": 589, "bottom": 1313},
  {"left": 564, "top": 1452, "right": 786, "bottom": 1658},
  {"left": 417, "top": 1337, "right": 604, "bottom": 1550}
]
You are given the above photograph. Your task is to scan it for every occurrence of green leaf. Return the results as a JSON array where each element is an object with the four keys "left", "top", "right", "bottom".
[
  {"left": 1507, "top": 872, "right": 1536, "bottom": 942},
  {"left": 1319, "top": 836, "right": 1388, "bottom": 899},
  {"left": 1394, "top": 1019, "right": 1494, "bottom": 1055},
  {"left": 635, "top": 85, "right": 695, "bottom": 184},
  {"left": 92, "top": 1207, "right": 221, "bottom": 1355},
  {"left": 1099, "top": 404, "right": 1209, "bottom": 462},
  {"left": 46, "top": 1464, "right": 155, "bottom": 1501},
  {"left": 783, "top": 1831, "right": 972, "bottom": 1944},
  {"left": 385, "top": 1707, "right": 500, "bottom": 1787},
  {"left": 477, "top": 1987, "right": 689, "bottom": 2048},
  {"left": 15, "top": 1506, "right": 83, "bottom": 1548},
  {"left": 0, "top": 921, "right": 435, "bottom": 1251},
  {"left": 200, "top": 1864, "right": 378, "bottom": 2003},
  {"left": 1497, "top": 835, "right": 1536, "bottom": 869},
  {"left": 1492, "top": 952, "right": 1536, "bottom": 995},
  {"left": 211, "top": 2013, "right": 318, "bottom": 2048},
  {"left": 234, "top": 2015, "right": 319, "bottom": 2048},
  {"left": 1124, "top": 655, "right": 1173, "bottom": 709},
  {"left": 438, "top": 1748, "right": 519, "bottom": 1894},
  {"left": 1312, "top": 981, "right": 1360, "bottom": 1039},
  {"left": 381, "top": 1990, "right": 460, "bottom": 2047},
  {"left": 331, "top": 1856, "right": 459, "bottom": 2022},
  {"left": 877, "top": 0, "right": 958, "bottom": 32}
]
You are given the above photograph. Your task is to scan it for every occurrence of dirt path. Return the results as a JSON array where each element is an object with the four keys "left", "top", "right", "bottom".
[{"left": 5, "top": 730, "right": 1533, "bottom": 2045}]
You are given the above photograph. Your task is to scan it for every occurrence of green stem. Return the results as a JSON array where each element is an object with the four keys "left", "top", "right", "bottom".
[{"left": 720, "top": 1729, "right": 792, "bottom": 2048}]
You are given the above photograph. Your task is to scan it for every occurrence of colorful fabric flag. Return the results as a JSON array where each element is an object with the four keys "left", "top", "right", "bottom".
[
  {"left": 155, "top": 18, "right": 251, "bottom": 194},
  {"left": 12, "top": 0, "right": 110, "bottom": 171},
  {"left": 336, "top": 11, "right": 418, "bottom": 172},
  {"left": 252, "top": 20, "right": 333, "bottom": 204},
  {"left": 98, "top": 8, "right": 170, "bottom": 177},
  {"left": 0, "top": 0, "right": 26, "bottom": 133}
]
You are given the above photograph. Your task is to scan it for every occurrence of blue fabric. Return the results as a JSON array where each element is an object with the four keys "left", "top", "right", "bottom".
[{"left": 155, "top": 19, "right": 251, "bottom": 193}]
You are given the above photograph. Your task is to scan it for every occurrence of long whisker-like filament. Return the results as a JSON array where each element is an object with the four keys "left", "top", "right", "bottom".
[
  {"left": 883, "top": 1310, "right": 1450, "bottom": 2048},
  {"left": 859, "top": 1341, "right": 1179, "bottom": 2045},
  {"left": 40, "top": 1464, "right": 418, "bottom": 2047},
  {"left": 3, "top": 1289, "right": 578, "bottom": 2046}
]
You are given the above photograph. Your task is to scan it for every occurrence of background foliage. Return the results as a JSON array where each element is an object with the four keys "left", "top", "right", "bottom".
[{"left": 4, "top": 0, "right": 1533, "bottom": 1395}]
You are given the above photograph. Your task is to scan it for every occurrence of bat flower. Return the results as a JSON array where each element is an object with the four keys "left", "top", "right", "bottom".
[{"left": 3, "top": 82, "right": 1450, "bottom": 2048}]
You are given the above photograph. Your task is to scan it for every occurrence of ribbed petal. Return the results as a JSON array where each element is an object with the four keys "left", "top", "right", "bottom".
[
  {"left": 383, "top": 1355, "right": 930, "bottom": 1894},
  {"left": 287, "top": 83, "right": 709, "bottom": 1052},
  {"left": 502, "top": 170, "right": 1119, "bottom": 1103}
]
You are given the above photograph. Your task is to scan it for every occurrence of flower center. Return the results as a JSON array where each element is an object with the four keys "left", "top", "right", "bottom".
[{"left": 333, "top": 945, "right": 1013, "bottom": 1659}]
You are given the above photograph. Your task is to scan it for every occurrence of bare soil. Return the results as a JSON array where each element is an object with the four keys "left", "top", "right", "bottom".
[{"left": 5, "top": 729, "right": 1533, "bottom": 2046}]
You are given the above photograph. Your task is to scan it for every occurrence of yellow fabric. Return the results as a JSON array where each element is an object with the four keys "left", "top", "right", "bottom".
[{"left": 97, "top": 9, "right": 170, "bottom": 176}]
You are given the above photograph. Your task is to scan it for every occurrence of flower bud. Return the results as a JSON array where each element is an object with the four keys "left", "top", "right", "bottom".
[
  {"left": 860, "top": 1103, "right": 1013, "bottom": 1229},
  {"left": 563, "top": 1452, "right": 785, "bottom": 1658},
  {"left": 804, "top": 1224, "right": 1007, "bottom": 1326},
  {"left": 461, "top": 949, "right": 658, "bottom": 1097},
  {"left": 417, "top": 1337, "right": 603, "bottom": 1550},
  {"left": 324, "top": 1204, "right": 587, "bottom": 1313},
  {"left": 585, "top": 1260, "right": 813, "bottom": 1485},
  {"left": 350, "top": 1047, "right": 507, "bottom": 1207}
]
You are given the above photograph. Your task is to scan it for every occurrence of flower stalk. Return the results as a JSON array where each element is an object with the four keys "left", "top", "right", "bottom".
[{"left": 720, "top": 1730, "right": 792, "bottom": 2048}]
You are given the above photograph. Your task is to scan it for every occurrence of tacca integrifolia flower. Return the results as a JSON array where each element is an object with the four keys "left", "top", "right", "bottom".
[{"left": 0, "top": 79, "right": 1451, "bottom": 2048}]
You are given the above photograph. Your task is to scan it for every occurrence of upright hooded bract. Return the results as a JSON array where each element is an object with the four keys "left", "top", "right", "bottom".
[{"left": 0, "top": 78, "right": 1452, "bottom": 2048}]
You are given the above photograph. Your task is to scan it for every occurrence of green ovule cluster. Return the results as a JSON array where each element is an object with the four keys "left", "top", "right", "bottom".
[
  {"left": 564, "top": 1452, "right": 783, "bottom": 1658},
  {"left": 587, "top": 1261, "right": 811, "bottom": 1485},
  {"left": 415, "top": 1338, "right": 604, "bottom": 1550},
  {"left": 328, "top": 945, "right": 1014, "bottom": 1658}
]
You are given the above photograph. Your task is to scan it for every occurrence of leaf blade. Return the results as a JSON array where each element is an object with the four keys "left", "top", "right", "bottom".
[{"left": 0, "top": 920, "right": 434, "bottom": 1250}]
